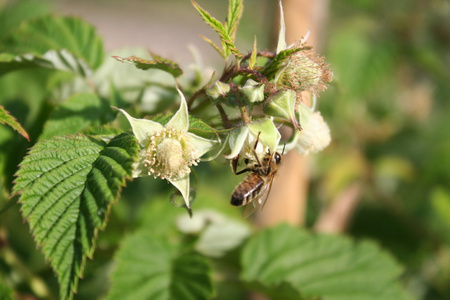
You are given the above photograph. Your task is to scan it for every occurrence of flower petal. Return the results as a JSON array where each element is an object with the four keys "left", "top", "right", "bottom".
[
  {"left": 166, "top": 87, "right": 189, "bottom": 131},
  {"left": 131, "top": 151, "right": 149, "bottom": 178},
  {"left": 294, "top": 105, "right": 331, "bottom": 155},
  {"left": 168, "top": 174, "right": 191, "bottom": 208},
  {"left": 247, "top": 119, "right": 281, "bottom": 154},
  {"left": 114, "top": 107, "right": 163, "bottom": 145},
  {"left": 224, "top": 126, "right": 249, "bottom": 159},
  {"left": 185, "top": 132, "right": 220, "bottom": 160}
]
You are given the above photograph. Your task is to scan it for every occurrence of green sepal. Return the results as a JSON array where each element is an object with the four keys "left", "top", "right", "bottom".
[
  {"left": 262, "top": 47, "right": 307, "bottom": 81},
  {"left": 263, "top": 89, "right": 299, "bottom": 129},
  {"left": 206, "top": 81, "right": 230, "bottom": 103},
  {"left": 239, "top": 79, "right": 265, "bottom": 103}
]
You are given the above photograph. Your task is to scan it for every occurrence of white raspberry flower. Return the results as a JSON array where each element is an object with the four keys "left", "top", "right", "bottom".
[
  {"left": 114, "top": 87, "right": 219, "bottom": 208},
  {"left": 294, "top": 104, "right": 331, "bottom": 155}
]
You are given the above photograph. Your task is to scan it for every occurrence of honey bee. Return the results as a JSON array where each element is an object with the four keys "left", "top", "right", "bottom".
[{"left": 230, "top": 134, "right": 282, "bottom": 217}]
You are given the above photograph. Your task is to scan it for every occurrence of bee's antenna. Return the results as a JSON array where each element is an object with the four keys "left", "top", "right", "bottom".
[{"left": 282, "top": 143, "right": 286, "bottom": 155}]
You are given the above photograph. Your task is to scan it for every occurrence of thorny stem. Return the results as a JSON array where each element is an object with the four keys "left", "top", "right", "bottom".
[
  {"left": 216, "top": 103, "right": 232, "bottom": 129},
  {"left": 241, "top": 50, "right": 275, "bottom": 62},
  {"left": 238, "top": 67, "right": 267, "bottom": 82},
  {"left": 239, "top": 106, "right": 251, "bottom": 124}
]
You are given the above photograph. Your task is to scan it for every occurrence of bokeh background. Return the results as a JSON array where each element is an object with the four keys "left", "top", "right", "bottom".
[{"left": 1, "top": 0, "right": 449, "bottom": 299}]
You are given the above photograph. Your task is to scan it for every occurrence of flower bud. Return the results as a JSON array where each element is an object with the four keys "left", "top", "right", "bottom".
[
  {"left": 206, "top": 81, "right": 230, "bottom": 103},
  {"left": 239, "top": 79, "right": 265, "bottom": 103},
  {"left": 279, "top": 45, "right": 333, "bottom": 95},
  {"left": 263, "top": 89, "right": 299, "bottom": 129}
]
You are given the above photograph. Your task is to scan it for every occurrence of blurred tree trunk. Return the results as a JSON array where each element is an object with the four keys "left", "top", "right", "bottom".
[
  {"left": 251, "top": 1, "right": 331, "bottom": 299},
  {"left": 254, "top": 0, "right": 329, "bottom": 227},
  {"left": 251, "top": 2, "right": 329, "bottom": 298},
  {"left": 251, "top": 2, "right": 330, "bottom": 298}
]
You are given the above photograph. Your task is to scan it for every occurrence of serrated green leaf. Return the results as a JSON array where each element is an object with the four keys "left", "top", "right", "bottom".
[
  {"left": 0, "top": 50, "right": 92, "bottom": 77},
  {"left": 39, "top": 93, "right": 111, "bottom": 140},
  {"left": 112, "top": 54, "right": 183, "bottom": 77},
  {"left": 191, "top": 0, "right": 240, "bottom": 58},
  {"left": 107, "top": 230, "right": 214, "bottom": 300},
  {"left": 0, "top": 0, "right": 51, "bottom": 41},
  {"left": 262, "top": 47, "right": 308, "bottom": 80},
  {"left": 0, "top": 105, "right": 29, "bottom": 141},
  {"left": 188, "top": 115, "right": 217, "bottom": 137},
  {"left": 200, "top": 35, "right": 225, "bottom": 58},
  {"left": 1, "top": 15, "right": 104, "bottom": 71},
  {"left": 226, "top": 0, "right": 244, "bottom": 40},
  {"left": 249, "top": 36, "right": 257, "bottom": 69},
  {"left": 13, "top": 133, "right": 139, "bottom": 300},
  {"left": 241, "top": 224, "right": 415, "bottom": 300}
]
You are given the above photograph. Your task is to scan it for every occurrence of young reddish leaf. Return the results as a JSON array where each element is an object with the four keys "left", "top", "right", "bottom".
[
  {"left": 112, "top": 54, "right": 183, "bottom": 77},
  {"left": 0, "top": 106, "right": 29, "bottom": 141}
]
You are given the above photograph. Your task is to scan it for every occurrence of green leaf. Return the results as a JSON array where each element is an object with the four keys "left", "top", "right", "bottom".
[
  {"left": 194, "top": 218, "right": 251, "bottom": 257},
  {"left": 191, "top": 0, "right": 240, "bottom": 58},
  {"left": 0, "top": 281, "right": 14, "bottom": 300},
  {"left": 0, "top": 0, "right": 51, "bottom": 41},
  {"left": 199, "top": 35, "right": 225, "bottom": 58},
  {"left": 246, "top": 281, "right": 308, "bottom": 300},
  {"left": 0, "top": 105, "right": 29, "bottom": 141},
  {"left": 107, "top": 230, "right": 214, "bottom": 300},
  {"left": 241, "top": 224, "right": 414, "bottom": 300},
  {"left": 1, "top": 15, "right": 104, "bottom": 71},
  {"left": 112, "top": 53, "right": 183, "bottom": 77},
  {"left": 188, "top": 115, "right": 217, "bottom": 136},
  {"left": 13, "top": 133, "right": 139, "bottom": 300},
  {"left": 262, "top": 47, "right": 308, "bottom": 80},
  {"left": 0, "top": 50, "right": 92, "bottom": 77},
  {"left": 249, "top": 36, "right": 257, "bottom": 69},
  {"left": 39, "top": 93, "right": 111, "bottom": 140},
  {"left": 226, "top": 0, "right": 244, "bottom": 40}
]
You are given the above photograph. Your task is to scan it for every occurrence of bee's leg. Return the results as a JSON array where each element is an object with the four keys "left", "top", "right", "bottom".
[
  {"left": 231, "top": 155, "right": 240, "bottom": 175},
  {"left": 233, "top": 131, "right": 262, "bottom": 175},
  {"left": 254, "top": 131, "right": 261, "bottom": 150},
  {"left": 235, "top": 167, "right": 253, "bottom": 175},
  {"left": 252, "top": 131, "right": 262, "bottom": 166}
]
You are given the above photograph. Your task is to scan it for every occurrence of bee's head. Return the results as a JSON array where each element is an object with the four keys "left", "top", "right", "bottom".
[
  {"left": 274, "top": 152, "right": 282, "bottom": 164},
  {"left": 273, "top": 143, "right": 285, "bottom": 164}
]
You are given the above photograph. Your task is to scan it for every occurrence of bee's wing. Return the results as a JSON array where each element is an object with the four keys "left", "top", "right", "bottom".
[{"left": 242, "top": 180, "right": 272, "bottom": 218}]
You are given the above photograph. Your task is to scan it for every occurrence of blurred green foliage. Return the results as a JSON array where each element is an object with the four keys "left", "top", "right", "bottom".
[{"left": 316, "top": 0, "right": 450, "bottom": 299}]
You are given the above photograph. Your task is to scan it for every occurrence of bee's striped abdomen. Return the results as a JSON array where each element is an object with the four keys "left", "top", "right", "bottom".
[{"left": 231, "top": 174, "right": 265, "bottom": 206}]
